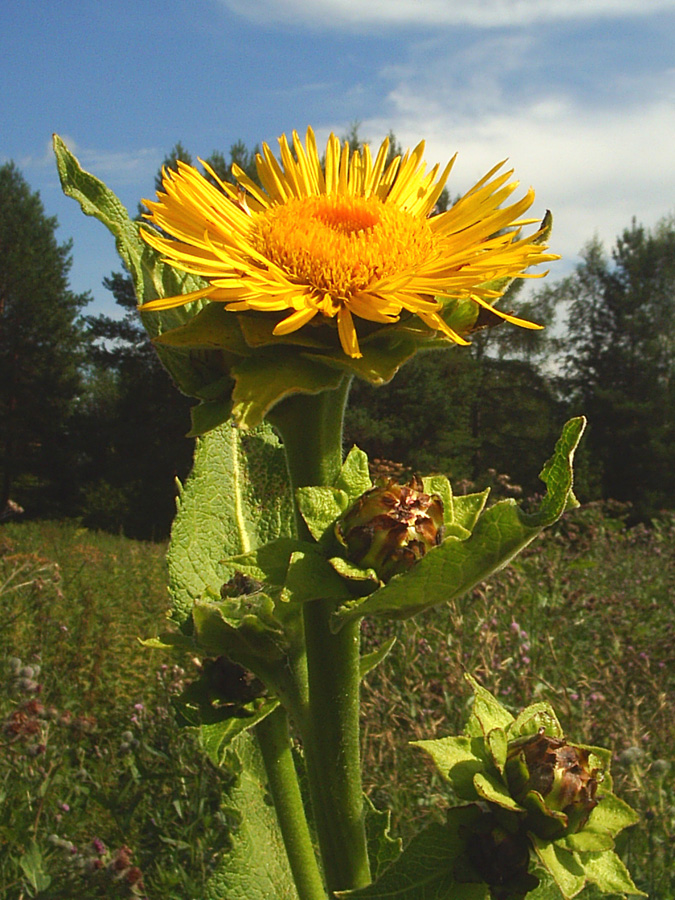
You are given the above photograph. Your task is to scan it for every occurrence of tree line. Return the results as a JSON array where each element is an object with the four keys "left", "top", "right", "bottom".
[{"left": 2, "top": 137, "right": 673, "bottom": 539}]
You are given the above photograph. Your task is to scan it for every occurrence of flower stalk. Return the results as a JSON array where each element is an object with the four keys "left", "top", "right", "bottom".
[
  {"left": 255, "top": 706, "right": 327, "bottom": 900},
  {"left": 268, "top": 379, "right": 372, "bottom": 893}
]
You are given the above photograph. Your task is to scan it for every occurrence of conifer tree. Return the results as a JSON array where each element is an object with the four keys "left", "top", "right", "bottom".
[{"left": 0, "top": 162, "right": 89, "bottom": 515}]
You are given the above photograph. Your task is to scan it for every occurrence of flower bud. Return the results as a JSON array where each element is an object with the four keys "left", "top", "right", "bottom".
[
  {"left": 336, "top": 476, "right": 444, "bottom": 581},
  {"left": 465, "top": 814, "right": 539, "bottom": 900},
  {"left": 505, "top": 729, "right": 600, "bottom": 838}
]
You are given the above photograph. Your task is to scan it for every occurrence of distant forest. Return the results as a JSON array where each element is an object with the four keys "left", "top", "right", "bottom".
[{"left": 2, "top": 134, "right": 674, "bottom": 539}]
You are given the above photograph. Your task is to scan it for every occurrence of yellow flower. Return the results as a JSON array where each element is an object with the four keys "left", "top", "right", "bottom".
[{"left": 140, "top": 128, "right": 556, "bottom": 358}]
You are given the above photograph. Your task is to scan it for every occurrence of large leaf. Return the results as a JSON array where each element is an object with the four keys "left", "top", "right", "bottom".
[
  {"left": 204, "top": 731, "right": 300, "bottom": 900},
  {"left": 168, "top": 421, "right": 294, "bottom": 627},
  {"left": 198, "top": 698, "right": 280, "bottom": 765},
  {"left": 413, "top": 735, "right": 487, "bottom": 802},
  {"left": 332, "top": 418, "right": 585, "bottom": 628},
  {"left": 53, "top": 135, "right": 232, "bottom": 404},
  {"left": 581, "top": 850, "right": 645, "bottom": 896},
  {"left": 532, "top": 840, "right": 585, "bottom": 900},
  {"left": 336, "top": 814, "right": 488, "bottom": 900},
  {"left": 364, "top": 797, "right": 403, "bottom": 883}
]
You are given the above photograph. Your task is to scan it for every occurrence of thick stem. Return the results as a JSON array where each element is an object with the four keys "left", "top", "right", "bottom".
[
  {"left": 256, "top": 707, "right": 327, "bottom": 900},
  {"left": 269, "top": 378, "right": 371, "bottom": 893},
  {"left": 302, "top": 604, "right": 370, "bottom": 892}
]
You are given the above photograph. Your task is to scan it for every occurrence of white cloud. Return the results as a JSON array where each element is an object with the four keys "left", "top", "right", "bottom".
[
  {"left": 359, "top": 91, "right": 675, "bottom": 276},
  {"left": 221, "top": 0, "right": 675, "bottom": 29},
  {"left": 21, "top": 137, "right": 162, "bottom": 190}
]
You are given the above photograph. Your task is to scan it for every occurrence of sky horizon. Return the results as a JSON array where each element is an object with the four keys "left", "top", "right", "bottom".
[{"left": 3, "top": 0, "right": 675, "bottom": 318}]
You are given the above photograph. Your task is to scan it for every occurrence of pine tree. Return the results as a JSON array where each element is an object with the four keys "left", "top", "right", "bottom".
[
  {"left": 79, "top": 270, "right": 194, "bottom": 539},
  {"left": 0, "top": 162, "right": 89, "bottom": 515},
  {"left": 560, "top": 217, "right": 675, "bottom": 515}
]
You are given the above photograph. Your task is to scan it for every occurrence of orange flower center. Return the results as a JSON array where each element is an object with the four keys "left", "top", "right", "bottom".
[{"left": 252, "top": 194, "right": 436, "bottom": 299}]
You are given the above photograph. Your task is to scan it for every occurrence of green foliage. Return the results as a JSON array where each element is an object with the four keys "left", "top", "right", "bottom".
[
  {"left": 0, "top": 521, "right": 235, "bottom": 900},
  {"left": 3, "top": 507, "right": 675, "bottom": 897},
  {"left": 166, "top": 420, "right": 294, "bottom": 627},
  {"left": 0, "top": 161, "right": 90, "bottom": 516},
  {"left": 333, "top": 418, "right": 584, "bottom": 626},
  {"left": 557, "top": 216, "right": 675, "bottom": 516},
  {"left": 202, "top": 732, "right": 300, "bottom": 900},
  {"left": 347, "top": 679, "right": 640, "bottom": 900},
  {"left": 359, "top": 503, "right": 675, "bottom": 897}
]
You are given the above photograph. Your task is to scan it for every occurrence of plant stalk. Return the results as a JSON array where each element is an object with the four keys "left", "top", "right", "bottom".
[
  {"left": 256, "top": 707, "right": 327, "bottom": 900},
  {"left": 269, "top": 378, "right": 372, "bottom": 893}
]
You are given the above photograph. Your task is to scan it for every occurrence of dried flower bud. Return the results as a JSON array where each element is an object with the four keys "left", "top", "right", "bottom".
[
  {"left": 203, "top": 656, "right": 267, "bottom": 704},
  {"left": 465, "top": 814, "right": 539, "bottom": 900},
  {"left": 336, "top": 476, "right": 444, "bottom": 581},
  {"left": 505, "top": 729, "right": 600, "bottom": 838}
]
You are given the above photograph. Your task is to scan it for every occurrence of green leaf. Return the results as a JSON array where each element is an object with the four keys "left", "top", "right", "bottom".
[
  {"left": 562, "top": 831, "right": 614, "bottom": 853},
  {"left": 465, "top": 675, "right": 515, "bottom": 736},
  {"left": 192, "top": 596, "right": 288, "bottom": 664},
  {"left": 451, "top": 491, "right": 490, "bottom": 533},
  {"left": 155, "top": 302, "right": 251, "bottom": 353},
  {"left": 230, "top": 350, "right": 345, "bottom": 429},
  {"left": 332, "top": 419, "right": 586, "bottom": 628},
  {"left": 303, "top": 334, "right": 420, "bottom": 387},
  {"left": 509, "top": 703, "right": 564, "bottom": 740},
  {"left": 532, "top": 839, "right": 586, "bottom": 900},
  {"left": 223, "top": 538, "right": 306, "bottom": 589},
  {"left": 282, "top": 549, "right": 355, "bottom": 604},
  {"left": 198, "top": 698, "right": 280, "bottom": 763},
  {"left": 473, "top": 771, "right": 523, "bottom": 812},
  {"left": 422, "top": 475, "right": 455, "bottom": 525},
  {"left": 337, "top": 445, "right": 373, "bottom": 495},
  {"left": 413, "top": 736, "right": 485, "bottom": 802},
  {"left": 205, "top": 731, "right": 300, "bottom": 900},
  {"left": 296, "top": 485, "right": 350, "bottom": 542},
  {"left": 189, "top": 398, "right": 234, "bottom": 437},
  {"left": 364, "top": 797, "right": 403, "bottom": 882},
  {"left": 586, "top": 791, "right": 640, "bottom": 837},
  {"left": 524, "top": 417, "right": 585, "bottom": 527},
  {"left": 360, "top": 636, "right": 397, "bottom": 680},
  {"left": 297, "top": 446, "right": 374, "bottom": 543},
  {"left": 486, "top": 727, "right": 509, "bottom": 773},
  {"left": 335, "top": 818, "right": 488, "bottom": 900},
  {"left": 525, "top": 873, "right": 566, "bottom": 900},
  {"left": 581, "top": 850, "right": 646, "bottom": 896},
  {"left": 168, "top": 421, "right": 294, "bottom": 627},
  {"left": 329, "top": 555, "right": 381, "bottom": 588},
  {"left": 20, "top": 840, "right": 51, "bottom": 894}
]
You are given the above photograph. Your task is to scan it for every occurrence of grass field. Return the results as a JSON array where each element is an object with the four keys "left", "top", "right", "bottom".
[{"left": 1, "top": 507, "right": 674, "bottom": 898}]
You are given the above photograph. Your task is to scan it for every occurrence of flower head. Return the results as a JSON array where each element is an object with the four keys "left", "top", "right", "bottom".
[
  {"left": 505, "top": 728, "right": 601, "bottom": 838},
  {"left": 335, "top": 475, "right": 445, "bottom": 581},
  {"left": 140, "top": 128, "right": 556, "bottom": 358}
]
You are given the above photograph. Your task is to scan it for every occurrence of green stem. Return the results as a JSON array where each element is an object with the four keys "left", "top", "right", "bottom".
[
  {"left": 302, "top": 604, "right": 370, "bottom": 892},
  {"left": 256, "top": 707, "right": 327, "bottom": 900},
  {"left": 269, "top": 378, "right": 372, "bottom": 894}
]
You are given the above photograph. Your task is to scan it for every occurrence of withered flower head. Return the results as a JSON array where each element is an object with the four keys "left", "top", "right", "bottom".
[
  {"left": 505, "top": 728, "right": 601, "bottom": 838},
  {"left": 336, "top": 475, "right": 444, "bottom": 581}
]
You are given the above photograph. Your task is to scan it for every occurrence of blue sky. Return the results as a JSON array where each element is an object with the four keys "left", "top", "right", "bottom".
[{"left": 2, "top": 0, "right": 675, "bottom": 316}]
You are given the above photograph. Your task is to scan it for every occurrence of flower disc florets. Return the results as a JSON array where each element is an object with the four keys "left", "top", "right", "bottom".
[
  {"left": 139, "top": 127, "right": 557, "bottom": 358},
  {"left": 335, "top": 475, "right": 444, "bottom": 581}
]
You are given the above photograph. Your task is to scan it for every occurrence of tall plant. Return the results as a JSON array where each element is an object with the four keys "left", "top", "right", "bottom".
[{"left": 55, "top": 130, "right": 641, "bottom": 900}]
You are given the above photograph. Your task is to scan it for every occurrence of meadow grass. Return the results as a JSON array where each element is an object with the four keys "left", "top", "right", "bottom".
[{"left": 1, "top": 508, "right": 674, "bottom": 898}]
